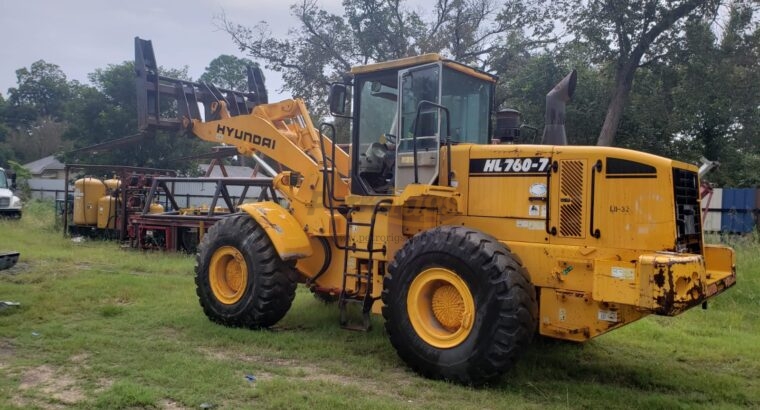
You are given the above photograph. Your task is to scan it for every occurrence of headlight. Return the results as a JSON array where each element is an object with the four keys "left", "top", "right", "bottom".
[{"left": 9, "top": 196, "right": 22, "bottom": 209}]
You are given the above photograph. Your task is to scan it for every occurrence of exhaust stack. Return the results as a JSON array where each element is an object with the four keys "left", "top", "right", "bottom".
[{"left": 541, "top": 70, "right": 577, "bottom": 145}]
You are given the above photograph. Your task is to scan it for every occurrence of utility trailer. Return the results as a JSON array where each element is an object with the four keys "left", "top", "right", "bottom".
[{"left": 128, "top": 176, "right": 280, "bottom": 252}]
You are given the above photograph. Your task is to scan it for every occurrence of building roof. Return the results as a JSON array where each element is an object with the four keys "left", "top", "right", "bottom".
[
  {"left": 198, "top": 163, "right": 257, "bottom": 178},
  {"left": 23, "top": 155, "right": 64, "bottom": 174}
]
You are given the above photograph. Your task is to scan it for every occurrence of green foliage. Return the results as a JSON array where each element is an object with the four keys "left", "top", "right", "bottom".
[
  {"left": 59, "top": 62, "right": 204, "bottom": 173},
  {"left": 3, "top": 117, "right": 69, "bottom": 164},
  {"left": 219, "top": 0, "right": 520, "bottom": 117},
  {"left": 0, "top": 58, "right": 199, "bottom": 172},
  {"left": 668, "top": 4, "right": 760, "bottom": 187},
  {"left": 7, "top": 60, "right": 72, "bottom": 123},
  {"left": 7, "top": 160, "right": 31, "bottom": 180},
  {"left": 199, "top": 54, "right": 259, "bottom": 91},
  {"left": 7, "top": 160, "right": 31, "bottom": 199},
  {"left": 61, "top": 63, "right": 140, "bottom": 152}
]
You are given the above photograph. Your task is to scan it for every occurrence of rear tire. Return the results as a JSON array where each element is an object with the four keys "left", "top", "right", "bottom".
[
  {"left": 382, "top": 226, "right": 537, "bottom": 385},
  {"left": 195, "top": 213, "right": 296, "bottom": 328}
]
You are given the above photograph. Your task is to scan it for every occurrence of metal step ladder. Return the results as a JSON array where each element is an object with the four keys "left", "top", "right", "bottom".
[{"left": 338, "top": 199, "right": 392, "bottom": 331}]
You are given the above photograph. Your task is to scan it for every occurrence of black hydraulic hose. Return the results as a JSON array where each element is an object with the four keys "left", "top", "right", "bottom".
[{"left": 306, "top": 236, "right": 332, "bottom": 285}]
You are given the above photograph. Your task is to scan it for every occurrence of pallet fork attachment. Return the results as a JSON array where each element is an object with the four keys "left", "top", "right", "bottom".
[{"left": 134, "top": 37, "right": 268, "bottom": 132}]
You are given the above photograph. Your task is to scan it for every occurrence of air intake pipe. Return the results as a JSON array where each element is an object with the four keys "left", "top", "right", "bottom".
[{"left": 541, "top": 70, "right": 577, "bottom": 145}]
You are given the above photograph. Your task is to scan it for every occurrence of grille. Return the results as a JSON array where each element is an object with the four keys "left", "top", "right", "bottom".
[
  {"left": 673, "top": 168, "right": 702, "bottom": 253},
  {"left": 559, "top": 160, "right": 585, "bottom": 237},
  {"left": 0, "top": 198, "right": 9, "bottom": 208}
]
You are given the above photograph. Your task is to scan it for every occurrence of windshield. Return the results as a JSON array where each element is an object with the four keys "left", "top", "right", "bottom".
[
  {"left": 0, "top": 170, "right": 8, "bottom": 189},
  {"left": 357, "top": 73, "right": 398, "bottom": 153}
]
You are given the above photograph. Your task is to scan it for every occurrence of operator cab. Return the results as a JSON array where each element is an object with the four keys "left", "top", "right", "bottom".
[{"left": 330, "top": 54, "right": 497, "bottom": 195}]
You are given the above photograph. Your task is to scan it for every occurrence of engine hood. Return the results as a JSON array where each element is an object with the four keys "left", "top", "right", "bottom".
[{"left": 0, "top": 187, "right": 14, "bottom": 198}]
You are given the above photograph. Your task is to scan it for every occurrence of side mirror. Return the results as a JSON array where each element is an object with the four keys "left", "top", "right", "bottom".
[
  {"left": 10, "top": 173, "right": 17, "bottom": 191},
  {"left": 328, "top": 83, "right": 349, "bottom": 117}
]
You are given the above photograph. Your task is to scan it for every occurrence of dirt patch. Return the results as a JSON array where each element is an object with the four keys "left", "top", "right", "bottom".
[
  {"left": 0, "top": 338, "right": 14, "bottom": 356},
  {"left": 159, "top": 399, "right": 189, "bottom": 409},
  {"left": 0, "top": 338, "right": 14, "bottom": 370},
  {"left": 197, "top": 346, "right": 414, "bottom": 397},
  {"left": 197, "top": 346, "right": 296, "bottom": 367},
  {"left": 94, "top": 377, "right": 114, "bottom": 394},
  {"left": 69, "top": 352, "right": 90, "bottom": 364},
  {"left": 18, "top": 365, "right": 86, "bottom": 404}
]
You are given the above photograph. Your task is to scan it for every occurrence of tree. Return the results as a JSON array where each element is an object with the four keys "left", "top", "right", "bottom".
[
  {"left": 4, "top": 117, "right": 69, "bottom": 163},
  {"left": 220, "top": 0, "right": 729, "bottom": 149},
  {"left": 0, "top": 93, "right": 9, "bottom": 143},
  {"left": 61, "top": 62, "right": 206, "bottom": 172},
  {"left": 199, "top": 55, "right": 259, "bottom": 91},
  {"left": 666, "top": 2, "right": 760, "bottom": 186},
  {"left": 7, "top": 60, "right": 72, "bottom": 123},
  {"left": 219, "top": 0, "right": 522, "bottom": 117},
  {"left": 508, "top": 0, "right": 724, "bottom": 146}
]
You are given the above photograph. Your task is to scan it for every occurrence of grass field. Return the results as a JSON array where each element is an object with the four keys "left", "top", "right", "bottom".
[{"left": 1, "top": 201, "right": 758, "bottom": 409}]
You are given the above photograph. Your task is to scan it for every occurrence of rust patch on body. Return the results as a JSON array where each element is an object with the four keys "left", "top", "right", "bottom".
[
  {"left": 653, "top": 267, "right": 666, "bottom": 288},
  {"left": 653, "top": 261, "right": 704, "bottom": 316}
]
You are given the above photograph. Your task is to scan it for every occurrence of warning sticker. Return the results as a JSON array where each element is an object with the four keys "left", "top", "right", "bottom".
[
  {"left": 611, "top": 267, "right": 635, "bottom": 281},
  {"left": 598, "top": 310, "right": 619, "bottom": 322},
  {"left": 528, "top": 205, "right": 540, "bottom": 216},
  {"left": 516, "top": 220, "right": 544, "bottom": 230}
]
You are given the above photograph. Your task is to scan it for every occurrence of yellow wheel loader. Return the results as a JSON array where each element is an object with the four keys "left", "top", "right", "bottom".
[{"left": 135, "top": 38, "right": 736, "bottom": 385}]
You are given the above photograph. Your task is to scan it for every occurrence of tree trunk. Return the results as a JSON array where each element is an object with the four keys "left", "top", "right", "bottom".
[
  {"left": 595, "top": 0, "right": 707, "bottom": 146},
  {"left": 597, "top": 60, "right": 637, "bottom": 146}
]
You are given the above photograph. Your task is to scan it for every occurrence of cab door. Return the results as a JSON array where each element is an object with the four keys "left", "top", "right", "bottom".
[{"left": 395, "top": 63, "right": 442, "bottom": 192}]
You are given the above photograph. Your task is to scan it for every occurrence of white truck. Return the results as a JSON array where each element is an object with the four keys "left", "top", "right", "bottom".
[{"left": 0, "top": 167, "right": 22, "bottom": 218}]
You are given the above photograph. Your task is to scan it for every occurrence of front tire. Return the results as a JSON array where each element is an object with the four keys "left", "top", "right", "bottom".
[
  {"left": 382, "top": 226, "right": 537, "bottom": 385},
  {"left": 195, "top": 213, "right": 296, "bottom": 328}
]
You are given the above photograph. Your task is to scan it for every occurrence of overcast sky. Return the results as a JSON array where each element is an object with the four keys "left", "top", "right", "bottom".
[{"left": 0, "top": 0, "right": 353, "bottom": 102}]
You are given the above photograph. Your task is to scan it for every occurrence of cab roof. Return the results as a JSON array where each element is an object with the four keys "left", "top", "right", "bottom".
[{"left": 350, "top": 53, "right": 497, "bottom": 83}]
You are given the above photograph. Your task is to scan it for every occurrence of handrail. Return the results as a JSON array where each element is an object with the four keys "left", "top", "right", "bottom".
[
  {"left": 545, "top": 160, "right": 558, "bottom": 236},
  {"left": 589, "top": 159, "right": 602, "bottom": 239},
  {"left": 410, "top": 100, "right": 451, "bottom": 185}
]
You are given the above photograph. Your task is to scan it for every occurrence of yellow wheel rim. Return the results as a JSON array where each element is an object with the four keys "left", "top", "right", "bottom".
[
  {"left": 407, "top": 267, "right": 475, "bottom": 348},
  {"left": 209, "top": 246, "right": 248, "bottom": 305}
]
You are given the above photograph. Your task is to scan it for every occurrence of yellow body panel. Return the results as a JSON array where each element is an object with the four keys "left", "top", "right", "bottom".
[
  {"left": 238, "top": 201, "right": 312, "bottom": 260},
  {"left": 439, "top": 143, "right": 736, "bottom": 340}
]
